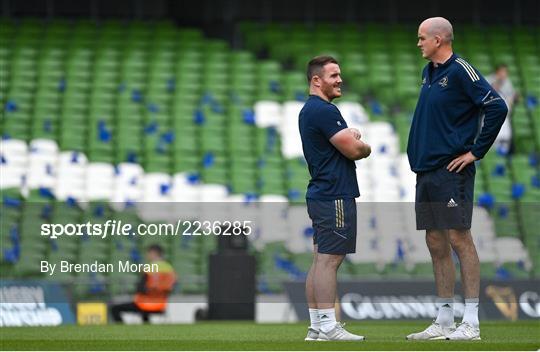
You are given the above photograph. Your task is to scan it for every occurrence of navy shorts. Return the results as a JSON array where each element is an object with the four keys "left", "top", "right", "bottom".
[
  {"left": 415, "top": 163, "right": 475, "bottom": 230},
  {"left": 307, "top": 198, "right": 357, "bottom": 255}
]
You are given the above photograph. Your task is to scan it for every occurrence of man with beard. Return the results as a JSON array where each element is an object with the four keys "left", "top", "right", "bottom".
[{"left": 299, "top": 55, "right": 371, "bottom": 341}]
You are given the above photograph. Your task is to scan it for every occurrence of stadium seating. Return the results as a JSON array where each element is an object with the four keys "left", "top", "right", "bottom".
[{"left": 1, "top": 19, "right": 538, "bottom": 298}]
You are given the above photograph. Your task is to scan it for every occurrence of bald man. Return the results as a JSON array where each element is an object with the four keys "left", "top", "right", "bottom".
[{"left": 406, "top": 17, "right": 507, "bottom": 341}]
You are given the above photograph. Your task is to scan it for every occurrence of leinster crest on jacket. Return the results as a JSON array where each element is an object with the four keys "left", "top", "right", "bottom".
[{"left": 438, "top": 76, "right": 448, "bottom": 87}]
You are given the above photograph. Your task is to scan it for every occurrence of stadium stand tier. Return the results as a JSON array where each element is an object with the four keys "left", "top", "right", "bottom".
[{"left": 1, "top": 19, "right": 539, "bottom": 298}]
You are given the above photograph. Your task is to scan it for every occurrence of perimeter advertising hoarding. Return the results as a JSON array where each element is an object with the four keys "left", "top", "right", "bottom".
[
  {"left": 285, "top": 279, "right": 540, "bottom": 321},
  {"left": 0, "top": 280, "right": 75, "bottom": 326}
]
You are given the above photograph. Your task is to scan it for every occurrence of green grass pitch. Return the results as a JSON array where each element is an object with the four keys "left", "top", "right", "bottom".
[{"left": 1, "top": 320, "right": 539, "bottom": 350}]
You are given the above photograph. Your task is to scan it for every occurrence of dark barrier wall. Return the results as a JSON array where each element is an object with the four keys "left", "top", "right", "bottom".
[
  {"left": 286, "top": 280, "right": 540, "bottom": 321},
  {"left": 1, "top": 0, "right": 539, "bottom": 25}
]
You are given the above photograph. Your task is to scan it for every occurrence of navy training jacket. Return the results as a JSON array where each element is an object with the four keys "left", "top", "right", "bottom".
[{"left": 407, "top": 54, "right": 508, "bottom": 173}]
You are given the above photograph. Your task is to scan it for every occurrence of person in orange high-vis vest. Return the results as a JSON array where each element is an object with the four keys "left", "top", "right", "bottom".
[{"left": 111, "top": 244, "right": 177, "bottom": 323}]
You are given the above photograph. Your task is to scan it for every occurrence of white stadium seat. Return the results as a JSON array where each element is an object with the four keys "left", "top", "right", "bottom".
[
  {"left": 364, "top": 122, "right": 399, "bottom": 156},
  {"left": 171, "top": 172, "right": 201, "bottom": 202},
  {"left": 258, "top": 195, "right": 289, "bottom": 245},
  {"left": 138, "top": 173, "right": 173, "bottom": 222},
  {"left": 142, "top": 172, "right": 172, "bottom": 202},
  {"left": 85, "top": 162, "right": 115, "bottom": 201},
  {"left": 29, "top": 139, "right": 58, "bottom": 154},
  {"left": 280, "top": 101, "right": 304, "bottom": 159},
  {"left": 254, "top": 101, "right": 282, "bottom": 128},
  {"left": 27, "top": 139, "right": 59, "bottom": 190},
  {"left": 494, "top": 237, "right": 531, "bottom": 266},
  {"left": 285, "top": 205, "right": 313, "bottom": 253},
  {"left": 111, "top": 163, "right": 144, "bottom": 204},
  {"left": 336, "top": 101, "right": 369, "bottom": 127},
  {"left": 0, "top": 139, "right": 28, "bottom": 190},
  {"left": 54, "top": 151, "right": 88, "bottom": 201}
]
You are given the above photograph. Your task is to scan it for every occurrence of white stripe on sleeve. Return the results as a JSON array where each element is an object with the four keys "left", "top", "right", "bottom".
[
  {"left": 481, "top": 90, "right": 492, "bottom": 102},
  {"left": 456, "top": 58, "right": 480, "bottom": 81}
]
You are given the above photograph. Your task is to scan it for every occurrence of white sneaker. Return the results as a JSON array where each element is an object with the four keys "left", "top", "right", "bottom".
[
  {"left": 305, "top": 327, "right": 319, "bottom": 341},
  {"left": 446, "top": 322, "right": 481, "bottom": 340},
  {"left": 317, "top": 322, "right": 365, "bottom": 341},
  {"left": 406, "top": 321, "right": 456, "bottom": 340}
]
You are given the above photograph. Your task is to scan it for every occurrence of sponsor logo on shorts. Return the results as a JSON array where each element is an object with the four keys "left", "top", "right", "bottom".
[{"left": 447, "top": 198, "right": 458, "bottom": 207}]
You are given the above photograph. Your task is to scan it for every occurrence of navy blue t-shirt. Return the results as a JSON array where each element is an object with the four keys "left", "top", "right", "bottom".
[{"left": 299, "top": 95, "right": 360, "bottom": 200}]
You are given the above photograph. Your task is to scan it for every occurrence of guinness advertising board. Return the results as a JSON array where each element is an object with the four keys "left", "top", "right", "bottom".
[{"left": 285, "top": 279, "right": 540, "bottom": 321}]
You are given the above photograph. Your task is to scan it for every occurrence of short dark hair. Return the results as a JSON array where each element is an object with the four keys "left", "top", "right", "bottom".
[
  {"left": 147, "top": 244, "right": 163, "bottom": 256},
  {"left": 307, "top": 55, "right": 338, "bottom": 83},
  {"left": 495, "top": 63, "right": 508, "bottom": 71}
]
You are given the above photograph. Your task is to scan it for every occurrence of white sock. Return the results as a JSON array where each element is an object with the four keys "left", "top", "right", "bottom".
[
  {"left": 462, "top": 298, "right": 480, "bottom": 327},
  {"left": 435, "top": 297, "right": 454, "bottom": 327},
  {"left": 318, "top": 308, "right": 336, "bottom": 333},
  {"left": 308, "top": 308, "right": 320, "bottom": 330}
]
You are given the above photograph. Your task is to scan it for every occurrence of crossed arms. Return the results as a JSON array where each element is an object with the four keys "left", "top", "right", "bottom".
[{"left": 330, "top": 128, "right": 371, "bottom": 161}]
